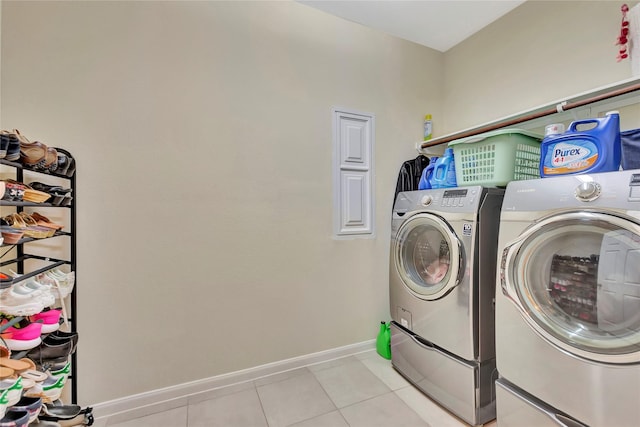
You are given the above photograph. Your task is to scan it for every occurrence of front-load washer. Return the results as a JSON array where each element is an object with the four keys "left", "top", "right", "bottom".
[
  {"left": 389, "top": 186, "right": 504, "bottom": 426},
  {"left": 496, "top": 170, "right": 640, "bottom": 427}
]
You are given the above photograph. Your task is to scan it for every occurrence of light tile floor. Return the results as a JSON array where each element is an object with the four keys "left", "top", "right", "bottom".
[{"left": 95, "top": 350, "right": 498, "bottom": 427}]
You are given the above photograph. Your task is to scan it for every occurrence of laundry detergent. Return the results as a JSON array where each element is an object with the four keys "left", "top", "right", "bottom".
[
  {"left": 540, "top": 111, "right": 621, "bottom": 177},
  {"left": 418, "top": 157, "right": 438, "bottom": 190},
  {"left": 430, "top": 148, "right": 457, "bottom": 188}
]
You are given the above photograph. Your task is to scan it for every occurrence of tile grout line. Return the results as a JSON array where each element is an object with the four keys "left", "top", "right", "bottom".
[{"left": 252, "top": 380, "right": 273, "bottom": 427}]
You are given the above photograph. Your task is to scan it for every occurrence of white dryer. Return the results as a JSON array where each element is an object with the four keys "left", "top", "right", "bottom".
[
  {"left": 389, "top": 186, "right": 504, "bottom": 426},
  {"left": 496, "top": 170, "right": 640, "bottom": 427}
]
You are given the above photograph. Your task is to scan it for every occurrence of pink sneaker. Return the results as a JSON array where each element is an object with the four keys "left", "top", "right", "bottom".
[
  {"left": 0, "top": 321, "right": 42, "bottom": 351},
  {"left": 28, "top": 309, "right": 61, "bottom": 334}
]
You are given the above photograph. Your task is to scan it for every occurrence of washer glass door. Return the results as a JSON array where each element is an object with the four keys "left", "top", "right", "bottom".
[
  {"left": 394, "top": 213, "right": 463, "bottom": 300},
  {"left": 502, "top": 211, "right": 640, "bottom": 363}
]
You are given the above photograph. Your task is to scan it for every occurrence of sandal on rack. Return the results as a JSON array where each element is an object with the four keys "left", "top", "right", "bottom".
[
  {"left": 0, "top": 346, "right": 32, "bottom": 373},
  {"left": 18, "top": 213, "right": 55, "bottom": 238},
  {"left": 3, "top": 213, "right": 27, "bottom": 229},
  {"left": 15, "top": 129, "right": 58, "bottom": 172},
  {"left": 4, "top": 213, "right": 47, "bottom": 239},
  {"left": 10, "top": 358, "right": 49, "bottom": 388},
  {"left": 0, "top": 227, "right": 25, "bottom": 245},
  {"left": 18, "top": 139, "right": 48, "bottom": 169},
  {"left": 29, "top": 213, "right": 63, "bottom": 231},
  {"left": 22, "top": 185, "right": 53, "bottom": 204}
]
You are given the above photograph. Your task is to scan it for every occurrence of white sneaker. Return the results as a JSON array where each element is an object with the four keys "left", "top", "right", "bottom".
[
  {"left": 39, "top": 269, "right": 75, "bottom": 299},
  {"left": 12, "top": 280, "right": 55, "bottom": 308},
  {"left": 0, "top": 377, "right": 23, "bottom": 407},
  {"left": 0, "top": 286, "right": 45, "bottom": 316}
]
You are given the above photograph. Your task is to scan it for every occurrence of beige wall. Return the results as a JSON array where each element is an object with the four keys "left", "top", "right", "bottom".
[
  {"left": 442, "top": 1, "right": 638, "bottom": 135},
  {"left": 1, "top": 1, "right": 443, "bottom": 405}
]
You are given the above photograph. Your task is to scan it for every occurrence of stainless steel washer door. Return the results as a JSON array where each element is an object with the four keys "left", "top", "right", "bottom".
[
  {"left": 394, "top": 213, "right": 464, "bottom": 301},
  {"left": 501, "top": 210, "right": 640, "bottom": 364}
]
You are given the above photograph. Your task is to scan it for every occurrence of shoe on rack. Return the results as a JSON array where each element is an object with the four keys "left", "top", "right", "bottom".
[
  {"left": 56, "top": 151, "right": 70, "bottom": 176},
  {"left": 45, "top": 362, "right": 71, "bottom": 390},
  {"left": 0, "top": 320, "right": 43, "bottom": 352},
  {"left": 1, "top": 132, "right": 20, "bottom": 162},
  {"left": 23, "top": 375, "right": 65, "bottom": 404},
  {"left": 0, "top": 285, "right": 45, "bottom": 317},
  {"left": 16, "top": 213, "right": 53, "bottom": 238},
  {"left": 12, "top": 280, "right": 55, "bottom": 308},
  {"left": 29, "top": 213, "right": 64, "bottom": 231},
  {"left": 18, "top": 138, "right": 47, "bottom": 169},
  {"left": 38, "top": 270, "right": 75, "bottom": 300},
  {"left": 0, "top": 346, "right": 31, "bottom": 374},
  {"left": 12, "top": 358, "right": 48, "bottom": 385},
  {"left": 29, "top": 309, "right": 62, "bottom": 334},
  {"left": 27, "top": 184, "right": 72, "bottom": 207},
  {"left": 0, "top": 132, "right": 8, "bottom": 159},
  {"left": 0, "top": 377, "right": 23, "bottom": 407},
  {"left": 0, "top": 227, "right": 24, "bottom": 246},
  {"left": 25, "top": 336, "right": 74, "bottom": 367},
  {"left": 22, "top": 186, "right": 53, "bottom": 204},
  {"left": 43, "top": 146, "right": 58, "bottom": 173},
  {"left": 40, "top": 404, "right": 93, "bottom": 427},
  {"left": 7, "top": 396, "right": 42, "bottom": 424},
  {"left": 44, "top": 332, "right": 78, "bottom": 356},
  {"left": 0, "top": 389, "right": 8, "bottom": 420},
  {"left": 0, "top": 180, "right": 25, "bottom": 202},
  {"left": 54, "top": 148, "right": 75, "bottom": 178},
  {"left": 0, "top": 408, "right": 29, "bottom": 427},
  {"left": 0, "top": 273, "right": 11, "bottom": 290}
]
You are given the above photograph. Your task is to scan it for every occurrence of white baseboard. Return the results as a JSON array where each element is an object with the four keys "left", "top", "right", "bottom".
[{"left": 92, "top": 339, "right": 376, "bottom": 423}]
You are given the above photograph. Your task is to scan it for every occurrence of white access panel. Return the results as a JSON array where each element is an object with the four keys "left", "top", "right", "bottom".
[{"left": 332, "top": 108, "right": 375, "bottom": 237}]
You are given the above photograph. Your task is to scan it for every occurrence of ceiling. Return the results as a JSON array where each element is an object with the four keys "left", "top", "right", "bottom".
[{"left": 298, "top": 1, "right": 526, "bottom": 52}]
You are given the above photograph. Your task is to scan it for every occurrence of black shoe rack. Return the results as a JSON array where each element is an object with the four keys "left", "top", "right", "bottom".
[{"left": 0, "top": 156, "right": 77, "bottom": 403}]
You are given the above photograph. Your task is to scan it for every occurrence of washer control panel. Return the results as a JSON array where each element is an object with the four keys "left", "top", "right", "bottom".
[
  {"left": 439, "top": 188, "right": 476, "bottom": 208},
  {"left": 394, "top": 186, "right": 488, "bottom": 216}
]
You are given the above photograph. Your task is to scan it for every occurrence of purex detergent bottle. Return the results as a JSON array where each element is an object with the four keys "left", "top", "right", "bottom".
[{"left": 540, "top": 111, "right": 621, "bottom": 177}]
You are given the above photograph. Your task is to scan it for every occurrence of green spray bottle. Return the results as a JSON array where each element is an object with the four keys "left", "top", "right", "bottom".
[{"left": 376, "top": 321, "right": 391, "bottom": 360}]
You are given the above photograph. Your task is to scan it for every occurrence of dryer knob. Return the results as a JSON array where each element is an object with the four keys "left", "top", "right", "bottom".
[
  {"left": 421, "top": 195, "right": 433, "bottom": 206},
  {"left": 575, "top": 181, "right": 601, "bottom": 201}
]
